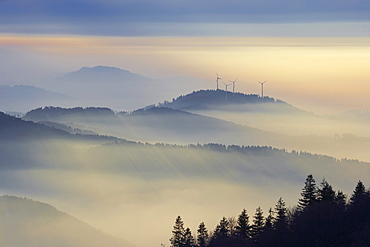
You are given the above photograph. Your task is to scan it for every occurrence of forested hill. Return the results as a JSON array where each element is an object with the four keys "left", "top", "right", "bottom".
[
  {"left": 161, "top": 90, "right": 306, "bottom": 113},
  {"left": 0, "top": 195, "right": 134, "bottom": 247},
  {"left": 0, "top": 111, "right": 118, "bottom": 142},
  {"left": 23, "top": 106, "right": 117, "bottom": 122}
]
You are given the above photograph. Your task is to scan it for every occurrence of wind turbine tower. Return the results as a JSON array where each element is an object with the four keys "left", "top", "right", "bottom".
[
  {"left": 258, "top": 81, "right": 266, "bottom": 98},
  {"left": 223, "top": 81, "right": 232, "bottom": 100},
  {"left": 216, "top": 74, "right": 221, "bottom": 90},
  {"left": 230, "top": 78, "right": 238, "bottom": 95}
]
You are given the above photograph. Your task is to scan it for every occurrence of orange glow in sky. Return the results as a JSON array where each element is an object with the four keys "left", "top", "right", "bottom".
[{"left": 1, "top": 35, "right": 369, "bottom": 113}]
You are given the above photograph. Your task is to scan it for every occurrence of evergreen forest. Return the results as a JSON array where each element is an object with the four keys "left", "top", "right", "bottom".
[{"left": 169, "top": 175, "right": 370, "bottom": 247}]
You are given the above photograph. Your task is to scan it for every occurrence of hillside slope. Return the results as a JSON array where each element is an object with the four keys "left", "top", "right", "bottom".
[
  {"left": 0, "top": 195, "right": 134, "bottom": 247},
  {"left": 161, "top": 89, "right": 306, "bottom": 114},
  {"left": 0, "top": 85, "right": 70, "bottom": 113},
  {"left": 22, "top": 106, "right": 285, "bottom": 145}
]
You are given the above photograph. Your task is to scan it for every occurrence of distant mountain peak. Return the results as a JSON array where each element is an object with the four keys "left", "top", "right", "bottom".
[
  {"left": 61, "top": 66, "right": 149, "bottom": 82},
  {"left": 78, "top": 66, "right": 129, "bottom": 73}
]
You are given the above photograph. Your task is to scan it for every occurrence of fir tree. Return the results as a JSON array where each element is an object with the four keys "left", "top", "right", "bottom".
[
  {"left": 334, "top": 190, "right": 347, "bottom": 206},
  {"left": 183, "top": 227, "right": 195, "bottom": 247},
  {"left": 250, "top": 206, "right": 264, "bottom": 242},
  {"left": 318, "top": 178, "right": 335, "bottom": 202},
  {"left": 210, "top": 217, "right": 230, "bottom": 246},
  {"left": 274, "top": 197, "right": 289, "bottom": 246},
  {"left": 215, "top": 217, "right": 230, "bottom": 239},
  {"left": 197, "top": 222, "right": 209, "bottom": 247},
  {"left": 264, "top": 207, "right": 274, "bottom": 230},
  {"left": 274, "top": 197, "right": 288, "bottom": 231},
  {"left": 170, "top": 216, "right": 185, "bottom": 247},
  {"left": 350, "top": 180, "right": 366, "bottom": 205},
  {"left": 298, "top": 174, "right": 318, "bottom": 211},
  {"left": 235, "top": 208, "right": 250, "bottom": 240}
]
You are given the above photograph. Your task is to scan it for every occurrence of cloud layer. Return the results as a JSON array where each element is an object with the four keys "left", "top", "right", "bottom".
[{"left": 1, "top": 0, "right": 369, "bottom": 36}]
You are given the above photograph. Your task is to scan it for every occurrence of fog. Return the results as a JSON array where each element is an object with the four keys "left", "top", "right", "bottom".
[
  {"left": 1, "top": 135, "right": 369, "bottom": 246},
  {"left": 191, "top": 106, "right": 370, "bottom": 137},
  {"left": 22, "top": 104, "right": 370, "bottom": 163}
]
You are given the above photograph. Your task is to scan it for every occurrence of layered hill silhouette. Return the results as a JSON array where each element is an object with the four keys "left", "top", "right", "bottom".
[
  {"left": 0, "top": 85, "right": 70, "bottom": 113},
  {"left": 0, "top": 195, "right": 134, "bottom": 247},
  {"left": 2, "top": 111, "right": 368, "bottom": 183},
  {"left": 2, "top": 109, "right": 370, "bottom": 246},
  {"left": 21, "top": 102, "right": 370, "bottom": 162},
  {"left": 0, "top": 111, "right": 117, "bottom": 142},
  {"left": 161, "top": 89, "right": 308, "bottom": 114},
  {"left": 22, "top": 106, "right": 285, "bottom": 145},
  {"left": 23, "top": 106, "right": 118, "bottom": 123}
]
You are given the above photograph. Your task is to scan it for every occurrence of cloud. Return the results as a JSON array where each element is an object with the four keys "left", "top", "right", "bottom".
[{"left": 0, "top": 0, "right": 369, "bottom": 36}]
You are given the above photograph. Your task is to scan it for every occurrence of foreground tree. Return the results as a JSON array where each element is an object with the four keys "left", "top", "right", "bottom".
[
  {"left": 297, "top": 174, "right": 318, "bottom": 212},
  {"left": 197, "top": 222, "right": 209, "bottom": 247},
  {"left": 209, "top": 217, "right": 231, "bottom": 247},
  {"left": 274, "top": 198, "right": 288, "bottom": 229},
  {"left": 250, "top": 207, "right": 264, "bottom": 242},
  {"left": 350, "top": 180, "right": 366, "bottom": 205},
  {"left": 318, "top": 179, "right": 336, "bottom": 202},
  {"left": 334, "top": 190, "right": 347, "bottom": 206},
  {"left": 170, "top": 216, "right": 185, "bottom": 247},
  {"left": 169, "top": 176, "right": 370, "bottom": 247},
  {"left": 235, "top": 208, "right": 250, "bottom": 240},
  {"left": 264, "top": 207, "right": 274, "bottom": 231},
  {"left": 183, "top": 227, "right": 195, "bottom": 247}
]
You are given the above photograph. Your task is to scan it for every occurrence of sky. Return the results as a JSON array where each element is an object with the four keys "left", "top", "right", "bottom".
[{"left": 0, "top": 0, "right": 369, "bottom": 114}]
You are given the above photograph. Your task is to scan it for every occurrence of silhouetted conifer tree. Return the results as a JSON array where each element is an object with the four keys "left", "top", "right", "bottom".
[
  {"left": 235, "top": 209, "right": 250, "bottom": 240},
  {"left": 273, "top": 197, "right": 289, "bottom": 246},
  {"left": 297, "top": 174, "right": 318, "bottom": 212},
  {"left": 264, "top": 208, "right": 274, "bottom": 230},
  {"left": 347, "top": 180, "right": 370, "bottom": 245},
  {"left": 334, "top": 190, "right": 347, "bottom": 206},
  {"left": 170, "top": 216, "right": 185, "bottom": 247},
  {"left": 250, "top": 207, "right": 264, "bottom": 242},
  {"left": 214, "top": 217, "right": 230, "bottom": 239},
  {"left": 274, "top": 198, "right": 287, "bottom": 230},
  {"left": 209, "top": 217, "right": 230, "bottom": 247},
  {"left": 259, "top": 207, "right": 275, "bottom": 247},
  {"left": 318, "top": 179, "right": 335, "bottom": 202},
  {"left": 196, "top": 222, "right": 209, "bottom": 247},
  {"left": 350, "top": 180, "right": 366, "bottom": 205},
  {"left": 183, "top": 227, "right": 195, "bottom": 247}
]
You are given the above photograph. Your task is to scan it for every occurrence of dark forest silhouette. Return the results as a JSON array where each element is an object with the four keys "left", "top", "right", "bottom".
[{"left": 170, "top": 175, "right": 370, "bottom": 247}]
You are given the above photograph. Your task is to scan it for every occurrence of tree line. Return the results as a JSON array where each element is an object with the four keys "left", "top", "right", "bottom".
[{"left": 169, "top": 175, "right": 370, "bottom": 247}]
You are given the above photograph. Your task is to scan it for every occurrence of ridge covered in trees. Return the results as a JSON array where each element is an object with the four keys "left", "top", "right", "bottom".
[
  {"left": 160, "top": 90, "right": 292, "bottom": 110},
  {"left": 169, "top": 175, "right": 370, "bottom": 247}
]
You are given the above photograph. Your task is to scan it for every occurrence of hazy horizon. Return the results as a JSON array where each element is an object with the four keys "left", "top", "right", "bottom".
[
  {"left": 1, "top": 37, "right": 369, "bottom": 115},
  {"left": 1, "top": 0, "right": 369, "bottom": 115}
]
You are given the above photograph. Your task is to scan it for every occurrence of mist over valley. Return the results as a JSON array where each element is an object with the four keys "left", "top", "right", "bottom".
[{"left": 1, "top": 78, "right": 370, "bottom": 246}]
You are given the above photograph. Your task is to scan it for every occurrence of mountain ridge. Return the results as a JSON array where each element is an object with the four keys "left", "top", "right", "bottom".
[
  {"left": 160, "top": 89, "right": 309, "bottom": 114},
  {"left": 59, "top": 65, "right": 151, "bottom": 83},
  {"left": 0, "top": 85, "right": 71, "bottom": 113}
]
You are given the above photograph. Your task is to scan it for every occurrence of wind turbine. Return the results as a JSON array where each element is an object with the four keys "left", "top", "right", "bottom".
[
  {"left": 258, "top": 81, "right": 266, "bottom": 98},
  {"left": 223, "top": 81, "right": 232, "bottom": 100},
  {"left": 230, "top": 78, "right": 238, "bottom": 94},
  {"left": 216, "top": 74, "right": 221, "bottom": 90}
]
